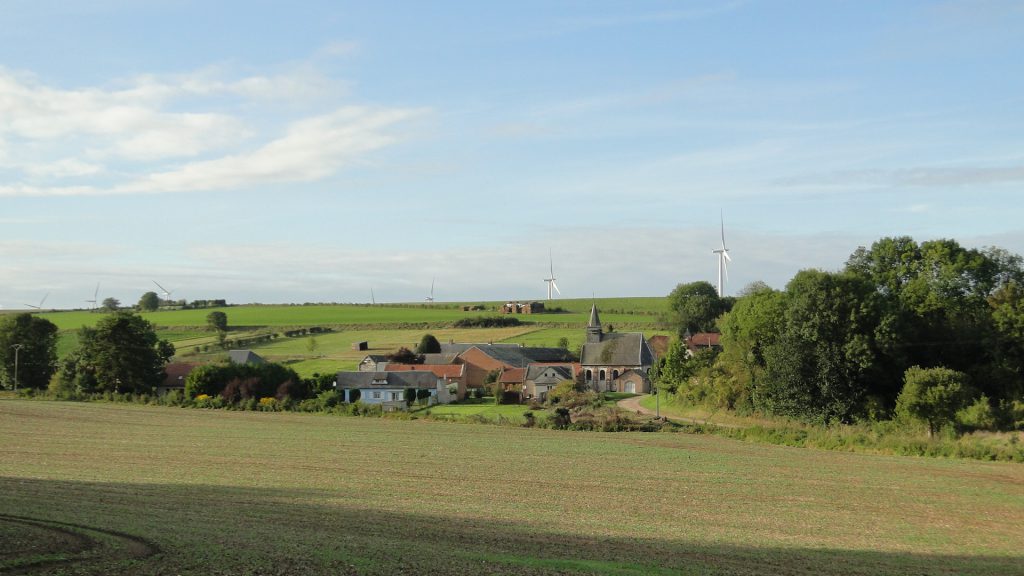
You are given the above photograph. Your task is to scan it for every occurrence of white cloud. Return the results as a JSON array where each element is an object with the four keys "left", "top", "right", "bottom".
[
  {"left": 23, "top": 158, "right": 103, "bottom": 178},
  {"left": 0, "top": 63, "right": 422, "bottom": 197},
  {"left": 119, "top": 106, "right": 424, "bottom": 194}
]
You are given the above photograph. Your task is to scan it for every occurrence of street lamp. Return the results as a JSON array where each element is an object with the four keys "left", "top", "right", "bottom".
[{"left": 10, "top": 344, "right": 22, "bottom": 392}]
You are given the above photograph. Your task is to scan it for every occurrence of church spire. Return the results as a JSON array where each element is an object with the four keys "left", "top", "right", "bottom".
[{"left": 586, "top": 303, "right": 603, "bottom": 343}]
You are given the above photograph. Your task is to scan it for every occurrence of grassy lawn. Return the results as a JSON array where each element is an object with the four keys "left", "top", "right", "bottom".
[
  {"left": 414, "top": 399, "right": 544, "bottom": 424},
  {"left": 0, "top": 400, "right": 1021, "bottom": 575}
]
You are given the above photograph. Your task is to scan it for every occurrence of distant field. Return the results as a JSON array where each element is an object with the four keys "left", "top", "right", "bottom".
[
  {"left": 178, "top": 326, "right": 542, "bottom": 377},
  {"left": 36, "top": 297, "right": 668, "bottom": 331},
  {"left": 1, "top": 401, "right": 1022, "bottom": 575}
]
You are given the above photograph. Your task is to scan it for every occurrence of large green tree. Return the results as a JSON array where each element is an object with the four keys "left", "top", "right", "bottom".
[
  {"left": 0, "top": 313, "right": 59, "bottom": 390},
  {"left": 667, "top": 281, "right": 728, "bottom": 335},
  {"left": 416, "top": 333, "right": 441, "bottom": 354},
  {"left": 138, "top": 291, "right": 160, "bottom": 312},
  {"left": 897, "top": 366, "right": 970, "bottom": 436},
  {"left": 206, "top": 311, "right": 228, "bottom": 332},
  {"left": 64, "top": 311, "right": 174, "bottom": 394}
]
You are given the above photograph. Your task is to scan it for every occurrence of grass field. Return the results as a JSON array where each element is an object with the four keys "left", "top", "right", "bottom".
[
  {"left": 1, "top": 400, "right": 1022, "bottom": 575},
  {"left": 35, "top": 298, "right": 668, "bottom": 332}
]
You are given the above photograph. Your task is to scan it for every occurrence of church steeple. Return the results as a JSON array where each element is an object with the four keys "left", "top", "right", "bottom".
[{"left": 586, "top": 303, "right": 603, "bottom": 343}]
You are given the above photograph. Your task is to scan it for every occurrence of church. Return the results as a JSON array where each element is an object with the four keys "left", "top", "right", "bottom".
[{"left": 580, "top": 304, "right": 655, "bottom": 394}]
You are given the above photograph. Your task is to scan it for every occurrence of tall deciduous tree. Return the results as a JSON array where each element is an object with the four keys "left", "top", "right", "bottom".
[
  {"left": 0, "top": 313, "right": 59, "bottom": 389},
  {"left": 667, "top": 281, "right": 727, "bottom": 335},
  {"left": 416, "top": 333, "right": 441, "bottom": 354},
  {"left": 206, "top": 311, "right": 228, "bottom": 332},
  {"left": 101, "top": 297, "right": 120, "bottom": 312},
  {"left": 66, "top": 311, "right": 174, "bottom": 394},
  {"left": 138, "top": 291, "right": 160, "bottom": 312}
]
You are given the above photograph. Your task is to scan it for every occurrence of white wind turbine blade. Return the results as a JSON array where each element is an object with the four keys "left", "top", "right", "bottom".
[
  {"left": 552, "top": 280, "right": 561, "bottom": 295},
  {"left": 723, "top": 251, "right": 732, "bottom": 262},
  {"left": 39, "top": 293, "right": 49, "bottom": 308}
]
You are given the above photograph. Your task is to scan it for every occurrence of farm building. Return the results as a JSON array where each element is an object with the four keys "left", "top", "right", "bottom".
[
  {"left": 580, "top": 304, "right": 654, "bottom": 394},
  {"left": 500, "top": 301, "right": 545, "bottom": 314},
  {"left": 334, "top": 371, "right": 455, "bottom": 411},
  {"left": 358, "top": 355, "right": 389, "bottom": 372},
  {"left": 497, "top": 363, "right": 578, "bottom": 403},
  {"left": 351, "top": 341, "right": 369, "bottom": 351}
]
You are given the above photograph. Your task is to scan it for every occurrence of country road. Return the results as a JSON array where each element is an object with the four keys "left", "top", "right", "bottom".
[{"left": 617, "top": 394, "right": 741, "bottom": 429}]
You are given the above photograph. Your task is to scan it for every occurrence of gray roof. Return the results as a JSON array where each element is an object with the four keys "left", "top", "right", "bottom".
[
  {"left": 228, "top": 350, "right": 265, "bottom": 365},
  {"left": 335, "top": 371, "right": 438, "bottom": 389},
  {"left": 361, "top": 355, "right": 389, "bottom": 363},
  {"left": 526, "top": 364, "right": 574, "bottom": 385},
  {"left": 440, "top": 342, "right": 519, "bottom": 355},
  {"left": 588, "top": 303, "right": 601, "bottom": 328},
  {"left": 421, "top": 353, "right": 460, "bottom": 365},
  {"left": 581, "top": 333, "right": 655, "bottom": 368},
  {"left": 466, "top": 345, "right": 574, "bottom": 367}
]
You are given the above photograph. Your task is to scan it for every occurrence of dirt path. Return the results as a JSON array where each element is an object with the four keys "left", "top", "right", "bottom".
[
  {"left": 617, "top": 395, "right": 741, "bottom": 429},
  {"left": 0, "top": 514, "right": 160, "bottom": 574}
]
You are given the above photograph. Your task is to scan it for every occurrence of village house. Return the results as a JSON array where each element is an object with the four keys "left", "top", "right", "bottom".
[
  {"left": 334, "top": 371, "right": 454, "bottom": 411},
  {"left": 156, "top": 362, "right": 196, "bottom": 396},
  {"left": 684, "top": 331, "right": 721, "bottom": 356},
  {"left": 377, "top": 363, "right": 467, "bottom": 400},
  {"left": 580, "top": 304, "right": 655, "bottom": 393},
  {"left": 358, "top": 354, "right": 390, "bottom": 372}
]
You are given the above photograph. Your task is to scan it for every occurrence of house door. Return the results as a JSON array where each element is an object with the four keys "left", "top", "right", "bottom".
[{"left": 625, "top": 381, "right": 635, "bottom": 394}]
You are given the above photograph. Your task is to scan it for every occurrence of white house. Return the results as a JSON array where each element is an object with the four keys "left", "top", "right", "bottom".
[{"left": 334, "top": 371, "right": 454, "bottom": 411}]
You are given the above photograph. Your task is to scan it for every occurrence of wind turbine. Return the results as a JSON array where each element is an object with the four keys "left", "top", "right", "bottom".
[
  {"left": 85, "top": 283, "right": 100, "bottom": 309},
  {"left": 152, "top": 280, "right": 174, "bottom": 299},
  {"left": 543, "top": 250, "right": 561, "bottom": 300},
  {"left": 370, "top": 288, "right": 376, "bottom": 305},
  {"left": 24, "top": 292, "right": 49, "bottom": 310},
  {"left": 712, "top": 212, "right": 732, "bottom": 297},
  {"left": 425, "top": 278, "right": 435, "bottom": 304}
]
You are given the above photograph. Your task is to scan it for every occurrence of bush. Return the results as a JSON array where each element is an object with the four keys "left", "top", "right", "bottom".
[
  {"left": 453, "top": 316, "right": 522, "bottom": 328},
  {"left": 957, "top": 396, "right": 997, "bottom": 432}
]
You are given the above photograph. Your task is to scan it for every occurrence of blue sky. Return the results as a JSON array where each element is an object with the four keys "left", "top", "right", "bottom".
[{"left": 2, "top": 0, "right": 1023, "bottom": 308}]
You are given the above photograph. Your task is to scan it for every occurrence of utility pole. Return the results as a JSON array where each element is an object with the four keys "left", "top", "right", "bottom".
[
  {"left": 655, "top": 386, "right": 660, "bottom": 419},
  {"left": 11, "top": 344, "right": 22, "bottom": 392}
]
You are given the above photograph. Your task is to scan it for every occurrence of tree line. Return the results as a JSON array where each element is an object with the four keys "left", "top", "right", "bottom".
[{"left": 656, "top": 236, "right": 1024, "bottom": 433}]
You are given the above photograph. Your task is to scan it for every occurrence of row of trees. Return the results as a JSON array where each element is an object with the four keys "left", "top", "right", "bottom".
[
  {"left": 0, "top": 311, "right": 175, "bottom": 394},
  {"left": 657, "top": 237, "right": 1024, "bottom": 432}
]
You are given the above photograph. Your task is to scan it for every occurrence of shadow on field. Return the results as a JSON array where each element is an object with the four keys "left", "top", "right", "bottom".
[{"left": 1, "top": 476, "right": 1020, "bottom": 576}]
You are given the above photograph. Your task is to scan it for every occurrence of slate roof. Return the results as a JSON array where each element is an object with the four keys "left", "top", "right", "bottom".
[
  {"left": 335, "top": 371, "right": 438, "bottom": 389},
  {"left": 581, "top": 333, "right": 655, "bottom": 367},
  {"left": 465, "top": 345, "right": 574, "bottom": 367},
  {"left": 228, "top": 350, "right": 265, "bottom": 365},
  {"left": 525, "top": 364, "right": 574, "bottom": 385},
  {"left": 440, "top": 342, "right": 520, "bottom": 355},
  {"left": 382, "top": 364, "right": 465, "bottom": 379},
  {"left": 361, "top": 354, "right": 389, "bottom": 363},
  {"left": 421, "top": 353, "right": 460, "bottom": 365}
]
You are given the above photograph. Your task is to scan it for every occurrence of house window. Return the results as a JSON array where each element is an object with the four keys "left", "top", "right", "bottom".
[
  {"left": 372, "top": 391, "right": 381, "bottom": 399},
  {"left": 612, "top": 369, "right": 619, "bottom": 380},
  {"left": 599, "top": 369, "right": 606, "bottom": 381},
  {"left": 585, "top": 369, "right": 593, "bottom": 382}
]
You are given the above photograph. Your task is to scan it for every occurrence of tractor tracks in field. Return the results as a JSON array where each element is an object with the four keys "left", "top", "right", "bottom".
[{"left": 0, "top": 513, "right": 160, "bottom": 574}]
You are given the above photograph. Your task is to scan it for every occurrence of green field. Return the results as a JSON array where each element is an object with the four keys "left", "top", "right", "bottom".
[
  {"left": 1, "top": 400, "right": 1022, "bottom": 575},
  {"left": 35, "top": 298, "right": 668, "bottom": 332}
]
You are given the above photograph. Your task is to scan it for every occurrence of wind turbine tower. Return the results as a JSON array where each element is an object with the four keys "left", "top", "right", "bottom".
[
  {"left": 712, "top": 213, "right": 732, "bottom": 297},
  {"left": 543, "top": 250, "right": 561, "bottom": 300},
  {"left": 426, "top": 278, "right": 435, "bottom": 303}
]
